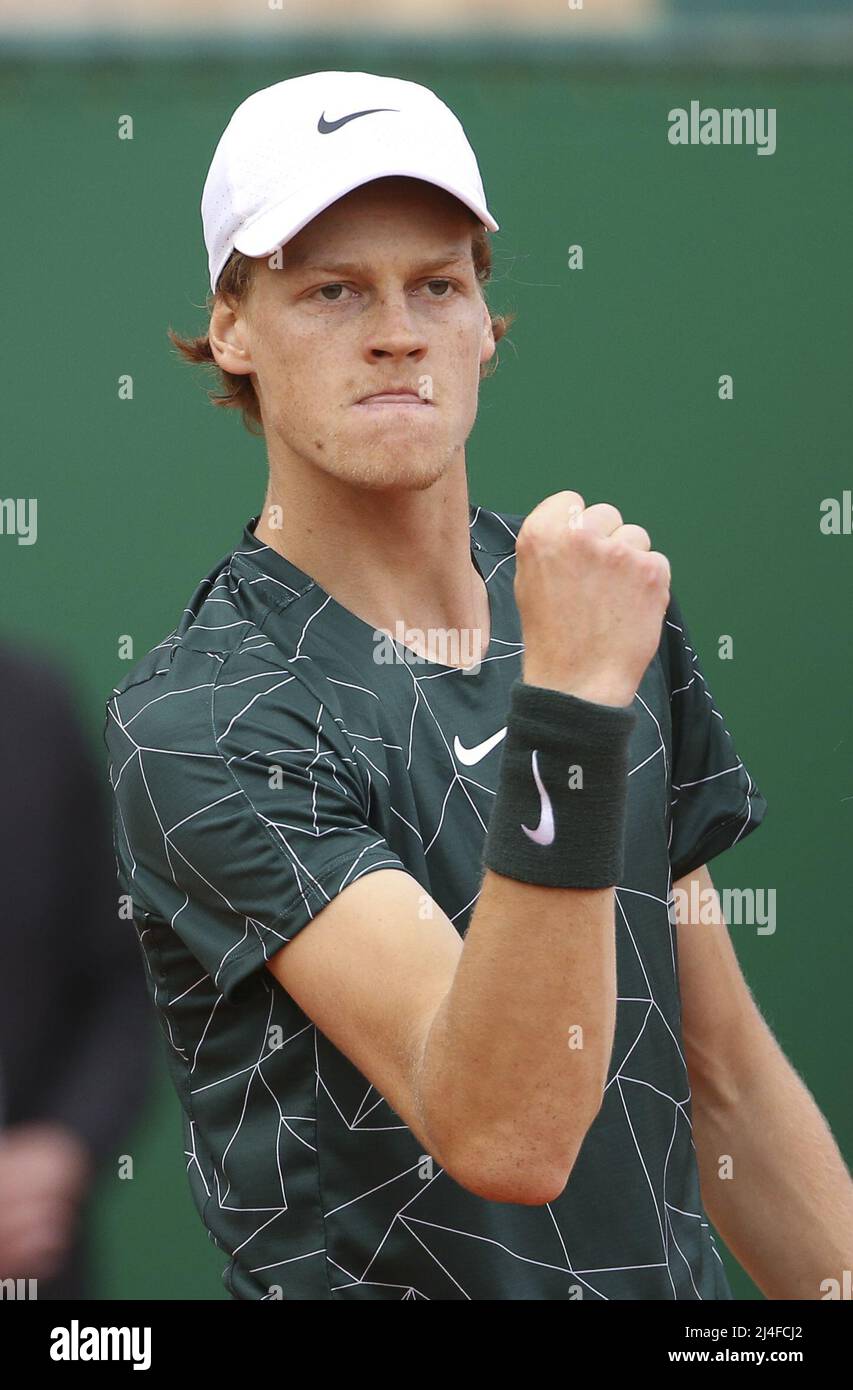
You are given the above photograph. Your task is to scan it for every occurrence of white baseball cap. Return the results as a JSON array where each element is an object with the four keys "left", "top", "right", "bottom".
[{"left": 201, "top": 70, "right": 500, "bottom": 295}]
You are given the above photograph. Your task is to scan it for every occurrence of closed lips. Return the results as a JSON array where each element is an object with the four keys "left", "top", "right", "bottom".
[{"left": 356, "top": 389, "right": 429, "bottom": 403}]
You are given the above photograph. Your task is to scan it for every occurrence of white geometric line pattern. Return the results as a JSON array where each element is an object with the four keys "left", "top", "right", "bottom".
[{"left": 103, "top": 504, "right": 767, "bottom": 1299}]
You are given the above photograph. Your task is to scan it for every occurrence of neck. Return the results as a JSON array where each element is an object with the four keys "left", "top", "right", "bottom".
[{"left": 253, "top": 454, "right": 490, "bottom": 668}]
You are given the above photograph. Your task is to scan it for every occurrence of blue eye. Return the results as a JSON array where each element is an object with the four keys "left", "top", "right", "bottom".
[{"left": 311, "top": 278, "right": 455, "bottom": 303}]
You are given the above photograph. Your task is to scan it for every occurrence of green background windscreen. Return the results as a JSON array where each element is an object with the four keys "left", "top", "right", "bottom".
[{"left": 1, "top": 40, "right": 849, "bottom": 1299}]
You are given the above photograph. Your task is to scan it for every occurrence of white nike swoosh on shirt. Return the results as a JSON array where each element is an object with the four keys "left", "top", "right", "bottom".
[
  {"left": 453, "top": 727, "right": 507, "bottom": 765},
  {"left": 521, "top": 749, "right": 555, "bottom": 846}
]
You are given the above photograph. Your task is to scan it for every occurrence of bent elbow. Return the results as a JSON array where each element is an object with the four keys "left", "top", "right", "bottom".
[
  {"left": 448, "top": 1130, "right": 591, "bottom": 1208},
  {"left": 456, "top": 1161, "right": 574, "bottom": 1207}
]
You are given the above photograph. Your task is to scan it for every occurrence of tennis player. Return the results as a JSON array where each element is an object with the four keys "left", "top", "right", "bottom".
[{"left": 105, "top": 71, "right": 852, "bottom": 1300}]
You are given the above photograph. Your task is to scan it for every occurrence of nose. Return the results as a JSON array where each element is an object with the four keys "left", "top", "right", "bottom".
[{"left": 363, "top": 291, "right": 428, "bottom": 363}]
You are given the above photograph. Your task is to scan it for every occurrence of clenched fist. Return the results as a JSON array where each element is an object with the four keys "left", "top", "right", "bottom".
[{"left": 515, "top": 491, "right": 671, "bottom": 707}]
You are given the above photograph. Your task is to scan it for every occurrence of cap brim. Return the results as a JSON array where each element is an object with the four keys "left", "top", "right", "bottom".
[{"left": 229, "top": 164, "right": 499, "bottom": 275}]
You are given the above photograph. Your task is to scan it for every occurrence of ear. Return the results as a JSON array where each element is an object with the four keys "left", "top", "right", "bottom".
[
  {"left": 479, "top": 297, "right": 496, "bottom": 374},
  {"left": 209, "top": 294, "right": 255, "bottom": 377}
]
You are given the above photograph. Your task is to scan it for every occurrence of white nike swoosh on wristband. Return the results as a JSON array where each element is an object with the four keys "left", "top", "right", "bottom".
[
  {"left": 453, "top": 727, "right": 507, "bottom": 765},
  {"left": 521, "top": 749, "right": 555, "bottom": 846}
]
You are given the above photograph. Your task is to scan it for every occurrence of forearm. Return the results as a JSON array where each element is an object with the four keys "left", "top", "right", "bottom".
[
  {"left": 692, "top": 1030, "right": 853, "bottom": 1299},
  {"left": 417, "top": 865, "right": 616, "bottom": 1204}
]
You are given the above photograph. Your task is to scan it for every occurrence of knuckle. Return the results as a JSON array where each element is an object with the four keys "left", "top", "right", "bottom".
[
  {"left": 604, "top": 536, "right": 633, "bottom": 563},
  {"left": 647, "top": 553, "right": 671, "bottom": 588},
  {"left": 560, "top": 489, "right": 586, "bottom": 512},
  {"left": 566, "top": 524, "right": 597, "bottom": 552},
  {"left": 587, "top": 501, "right": 623, "bottom": 527}
]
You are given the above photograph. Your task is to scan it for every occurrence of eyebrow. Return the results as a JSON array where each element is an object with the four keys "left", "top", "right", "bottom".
[{"left": 284, "top": 251, "right": 473, "bottom": 276}]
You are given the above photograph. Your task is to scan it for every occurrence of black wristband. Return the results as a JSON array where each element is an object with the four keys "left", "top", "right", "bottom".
[{"left": 482, "top": 678, "right": 638, "bottom": 889}]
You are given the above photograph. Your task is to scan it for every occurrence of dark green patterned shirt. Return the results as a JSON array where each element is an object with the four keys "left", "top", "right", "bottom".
[{"left": 104, "top": 504, "right": 767, "bottom": 1300}]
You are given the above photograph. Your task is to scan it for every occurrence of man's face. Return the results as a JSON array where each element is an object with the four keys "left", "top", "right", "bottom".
[{"left": 212, "top": 176, "right": 496, "bottom": 492}]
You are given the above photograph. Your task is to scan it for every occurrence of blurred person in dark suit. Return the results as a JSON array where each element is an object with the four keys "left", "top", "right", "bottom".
[{"left": 0, "top": 638, "right": 155, "bottom": 1299}]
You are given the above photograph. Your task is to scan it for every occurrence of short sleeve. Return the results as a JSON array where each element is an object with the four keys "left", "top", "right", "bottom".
[
  {"left": 661, "top": 591, "right": 768, "bottom": 882},
  {"left": 107, "top": 655, "right": 407, "bottom": 1002}
]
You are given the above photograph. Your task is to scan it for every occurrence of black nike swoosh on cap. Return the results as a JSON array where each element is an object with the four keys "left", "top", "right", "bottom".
[{"left": 317, "top": 107, "right": 399, "bottom": 134}]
